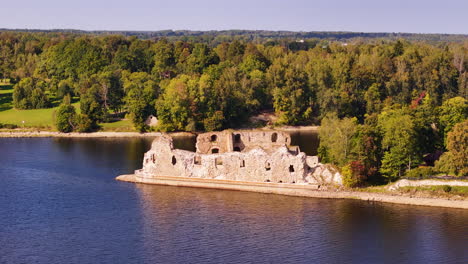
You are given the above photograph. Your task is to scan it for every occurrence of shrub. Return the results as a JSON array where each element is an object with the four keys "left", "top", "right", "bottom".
[
  {"left": 341, "top": 160, "right": 367, "bottom": 188},
  {"left": 0, "top": 123, "right": 18, "bottom": 129},
  {"left": 404, "top": 167, "right": 435, "bottom": 179},
  {"left": 75, "top": 114, "right": 93, "bottom": 132},
  {"left": 442, "top": 185, "right": 452, "bottom": 193}
]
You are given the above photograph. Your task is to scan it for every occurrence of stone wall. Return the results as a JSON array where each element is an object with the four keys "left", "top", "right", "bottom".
[
  {"left": 195, "top": 130, "right": 292, "bottom": 154},
  {"left": 136, "top": 133, "right": 343, "bottom": 186}
]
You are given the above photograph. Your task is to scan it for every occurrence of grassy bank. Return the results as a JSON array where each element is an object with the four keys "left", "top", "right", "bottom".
[
  {"left": 357, "top": 184, "right": 468, "bottom": 200},
  {"left": 399, "top": 185, "right": 468, "bottom": 197}
]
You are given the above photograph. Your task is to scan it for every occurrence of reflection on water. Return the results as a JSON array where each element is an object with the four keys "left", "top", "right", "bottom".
[
  {"left": 0, "top": 137, "right": 467, "bottom": 264},
  {"left": 136, "top": 184, "right": 468, "bottom": 263}
]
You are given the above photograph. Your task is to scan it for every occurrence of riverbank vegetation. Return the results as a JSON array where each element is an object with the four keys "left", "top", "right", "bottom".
[{"left": 0, "top": 31, "right": 466, "bottom": 183}]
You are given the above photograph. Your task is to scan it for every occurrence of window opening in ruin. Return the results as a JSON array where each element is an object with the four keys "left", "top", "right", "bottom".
[
  {"left": 212, "top": 148, "right": 219, "bottom": 154},
  {"left": 172, "top": 156, "right": 177, "bottom": 165},
  {"left": 234, "top": 146, "right": 241, "bottom": 152},
  {"left": 265, "top": 179, "right": 271, "bottom": 182},
  {"left": 271, "top": 133, "right": 278, "bottom": 142},
  {"left": 289, "top": 165, "right": 294, "bottom": 172},
  {"left": 292, "top": 181, "right": 296, "bottom": 184},
  {"left": 240, "top": 160, "right": 245, "bottom": 167},
  {"left": 234, "top": 134, "right": 241, "bottom": 143},
  {"left": 194, "top": 156, "right": 201, "bottom": 165},
  {"left": 151, "top": 154, "right": 155, "bottom": 163},
  {"left": 265, "top": 162, "right": 271, "bottom": 171},
  {"left": 215, "top": 157, "right": 223, "bottom": 166},
  {"left": 278, "top": 180, "right": 283, "bottom": 183},
  {"left": 211, "top": 135, "right": 217, "bottom": 142}
]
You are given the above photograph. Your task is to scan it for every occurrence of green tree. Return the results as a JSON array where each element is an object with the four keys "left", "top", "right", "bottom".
[
  {"left": 56, "top": 79, "right": 74, "bottom": 99},
  {"left": 12, "top": 77, "right": 49, "bottom": 109},
  {"left": 272, "top": 67, "right": 312, "bottom": 125},
  {"left": 122, "top": 71, "right": 158, "bottom": 131},
  {"left": 438, "top": 96, "right": 467, "bottom": 143},
  {"left": 55, "top": 95, "right": 76, "bottom": 133},
  {"left": 378, "top": 109, "right": 420, "bottom": 180},
  {"left": 80, "top": 85, "right": 106, "bottom": 126},
  {"left": 184, "top": 43, "right": 218, "bottom": 74},
  {"left": 155, "top": 75, "right": 196, "bottom": 131},
  {"left": 318, "top": 114, "right": 359, "bottom": 166},
  {"left": 152, "top": 39, "right": 175, "bottom": 79}
]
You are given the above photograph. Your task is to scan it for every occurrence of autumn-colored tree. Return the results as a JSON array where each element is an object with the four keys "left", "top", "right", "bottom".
[{"left": 435, "top": 120, "right": 468, "bottom": 176}]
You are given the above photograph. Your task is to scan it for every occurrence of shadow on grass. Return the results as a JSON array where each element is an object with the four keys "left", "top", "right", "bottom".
[
  {"left": 0, "top": 85, "right": 13, "bottom": 112},
  {"left": 49, "top": 96, "right": 80, "bottom": 108}
]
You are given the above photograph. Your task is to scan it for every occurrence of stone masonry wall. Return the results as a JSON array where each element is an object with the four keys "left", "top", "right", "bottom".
[
  {"left": 136, "top": 133, "right": 343, "bottom": 186},
  {"left": 196, "top": 130, "right": 292, "bottom": 154}
]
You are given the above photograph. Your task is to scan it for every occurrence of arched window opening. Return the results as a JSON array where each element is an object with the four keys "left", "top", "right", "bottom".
[
  {"left": 210, "top": 135, "right": 217, "bottom": 142},
  {"left": 265, "top": 162, "right": 271, "bottom": 171},
  {"left": 172, "top": 156, "right": 177, "bottom": 165},
  {"left": 211, "top": 148, "right": 219, "bottom": 154},
  {"left": 289, "top": 165, "right": 294, "bottom": 172},
  {"left": 271, "top": 133, "right": 278, "bottom": 143}
]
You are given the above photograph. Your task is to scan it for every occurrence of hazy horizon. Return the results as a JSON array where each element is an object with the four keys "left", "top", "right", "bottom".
[
  {"left": 1, "top": 28, "right": 467, "bottom": 36},
  {"left": 1, "top": 0, "right": 467, "bottom": 34}
]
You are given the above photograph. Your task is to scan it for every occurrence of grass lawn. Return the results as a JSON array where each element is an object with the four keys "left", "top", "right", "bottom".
[
  {"left": 100, "top": 119, "right": 135, "bottom": 132},
  {"left": 0, "top": 84, "right": 81, "bottom": 129},
  {"left": 0, "top": 102, "right": 80, "bottom": 128},
  {"left": 1, "top": 84, "right": 135, "bottom": 131}
]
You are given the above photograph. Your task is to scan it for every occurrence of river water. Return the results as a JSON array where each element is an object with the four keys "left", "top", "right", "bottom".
[{"left": 0, "top": 135, "right": 467, "bottom": 264}]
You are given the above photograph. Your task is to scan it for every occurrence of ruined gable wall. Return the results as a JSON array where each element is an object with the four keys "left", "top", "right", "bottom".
[
  {"left": 196, "top": 130, "right": 292, "bottom": 154},
  {"left": 196, "top": 131, "right": 231, "bottom": 154}
]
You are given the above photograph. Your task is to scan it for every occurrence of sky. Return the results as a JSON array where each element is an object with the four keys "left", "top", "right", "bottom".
[{"left": 1, "top": 0, "right": 467, "bottom": 34}]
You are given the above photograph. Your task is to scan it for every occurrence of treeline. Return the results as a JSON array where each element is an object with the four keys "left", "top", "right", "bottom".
[
  {"left": 0, "top": 31, "right": 467, "bottom": 181},
  {"left": 2, "top": 29, "right": 467, "bottom": 44}
]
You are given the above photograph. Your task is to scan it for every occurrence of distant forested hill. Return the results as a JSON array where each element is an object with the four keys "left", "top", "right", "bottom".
[{"left": 1, "top": 29, "right": 467, "bottom": 44}]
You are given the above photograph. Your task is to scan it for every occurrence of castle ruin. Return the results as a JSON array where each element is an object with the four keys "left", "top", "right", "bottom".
[{"left": 134, "top": 130, "right": 342, "bottom": 186}]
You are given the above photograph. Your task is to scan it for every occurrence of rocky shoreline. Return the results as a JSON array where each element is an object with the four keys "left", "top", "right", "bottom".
[
  {"left": 116, "top": 174, "right": 468, "bottom": 209},
  {"left": 0, "top": 131, "right": 194, "bottom": 138},
  {"left": 0, "top": 126, "right": 319, "bottom": 138}
]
